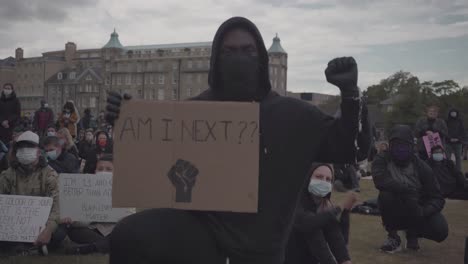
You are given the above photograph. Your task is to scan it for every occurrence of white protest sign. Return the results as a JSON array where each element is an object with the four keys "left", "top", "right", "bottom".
[
  {"left": 59, "top": 173, "right": 135, "bottom": 222},
  {"left": 0, "top": 195, "right": 52, "bottom": 243}
]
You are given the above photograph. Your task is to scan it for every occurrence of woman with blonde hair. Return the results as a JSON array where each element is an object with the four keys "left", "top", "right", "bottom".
[{"left": 57, "top": 127, "right": 79, "bottom": 159}]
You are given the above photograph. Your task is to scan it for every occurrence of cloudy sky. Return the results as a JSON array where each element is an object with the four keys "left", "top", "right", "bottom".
[{"left": 1, "top": 0, "right": 467, "bottom": 95}]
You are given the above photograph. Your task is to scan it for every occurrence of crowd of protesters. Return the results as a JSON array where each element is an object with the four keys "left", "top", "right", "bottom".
[
  {"left": 0, "top": 16, "right": 467, "bottom": 264},
  {"left": 0, "top": 83, "right": 114, "bottom": 255}
]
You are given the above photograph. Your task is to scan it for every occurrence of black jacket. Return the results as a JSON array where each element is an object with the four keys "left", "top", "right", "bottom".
[
  {"left": 0, "top": 91, "right": 21, "bottom": 142},
  {"left": 48, "top": 151, "right": 80, "bottom": 174},
  {"left": 446, "top": 108, "right": 465, "bottom": 142},
  {"left": 190, "top": 17, "right": 360, "bottom": 263},
  {"left": 288, "top": 164, "right": 350, "bottom": 264},
  {"left": 372, "top": 152, "right": 445, "bottom": 217},
  {"left": 428, "top": 159, "right": 467, "bottom": 197}
]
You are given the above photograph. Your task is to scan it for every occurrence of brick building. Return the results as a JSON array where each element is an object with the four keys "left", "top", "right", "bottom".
[{"left": 0, "top": 30, "right": 288, "bottom": 117}]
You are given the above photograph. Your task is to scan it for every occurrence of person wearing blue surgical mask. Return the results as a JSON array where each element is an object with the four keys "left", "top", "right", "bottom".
[
  {"left": 285, "top": 164, "right": 357, "bottom": 264},
  {"left": 42, "top": 136, "right": 79, "bottom": 174},
  {"left": 427, "top": 145, "right": 468, "bottom": 200}
]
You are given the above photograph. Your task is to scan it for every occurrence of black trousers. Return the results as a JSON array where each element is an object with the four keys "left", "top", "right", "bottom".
[
  {"left": 284, "top": 211, "right": 350, "bottom": 264},
  {"left": 447, "top": 190, "right": 468, "bottom": 201},
  {"left": 378, "top": 191, "right": 448, "bottom": 242},
  {"left": 110, "top": 209, "right": 226, "bottom": 264},
  {"left": 67, "top": 226, "right": 110, "bottom": 253}
]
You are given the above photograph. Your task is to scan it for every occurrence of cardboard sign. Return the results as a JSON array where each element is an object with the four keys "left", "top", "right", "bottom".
[
  {"left": 59, "top": 173, "right": 135, "bottom": 222},
  {"left": 423, "top": 132, "right": 444, "bottom": 157},
  {"left": 113, "top": 100, "right": 259, "bottom": 212},
  {"left": 0, "top": 195, "right": 52, "bottom": 243}
]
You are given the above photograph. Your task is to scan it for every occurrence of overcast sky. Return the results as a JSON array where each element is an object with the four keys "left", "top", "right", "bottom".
[{"left": 1, "top": 0, "right": 467, "bottom": 94}]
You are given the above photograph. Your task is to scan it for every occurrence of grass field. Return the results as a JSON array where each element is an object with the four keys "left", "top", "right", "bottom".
[{"left": 1, "top": 162, "right": 467, "bottom": 264}]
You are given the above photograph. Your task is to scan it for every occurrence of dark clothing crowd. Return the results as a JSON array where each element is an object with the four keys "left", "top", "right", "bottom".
[{"left": 0, "top": 16, "right": 466, "bottom": 264}]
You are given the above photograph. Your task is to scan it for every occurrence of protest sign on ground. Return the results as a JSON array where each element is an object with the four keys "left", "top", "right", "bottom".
[
  {"left": 59, "top": 173, "right": 135, "bottom": 222},
  {"left": 0, "top": 195, "right": 52, "bottom": 243},
  {"left": 113, "top": 100, "right": 259, "bottom": 212}
]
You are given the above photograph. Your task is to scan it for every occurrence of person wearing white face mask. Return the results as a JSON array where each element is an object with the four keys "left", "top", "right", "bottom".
[
  {"left": 285, "top": 164, "right": 358, "bottom": 264},
  {"left": 42, "top": 136, "right": 79, "bottom": 174},
  {"left": 0, "top": 131, "right": 65, "bottom": 255},
  {"left": 0, "top": 83, "right": 21, "bottom": 144},
  {"left": 427, "top": 145, "right": 468, "bottom": 200}
]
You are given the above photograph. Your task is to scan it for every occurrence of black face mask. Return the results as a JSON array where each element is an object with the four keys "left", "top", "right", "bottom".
[{"left": 218, "top": 54, "right": 259, "bottom": 101}]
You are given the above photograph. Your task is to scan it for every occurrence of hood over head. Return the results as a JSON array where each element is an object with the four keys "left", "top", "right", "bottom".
[
  {"left": 208, "top": 17, "right": 271, "bottom": 101},
  {"left": 389, "top": 125, "right": 414, "bottom": 145},
  {"left": 447, "top": 108, "right": 460, "bottom": 120}
]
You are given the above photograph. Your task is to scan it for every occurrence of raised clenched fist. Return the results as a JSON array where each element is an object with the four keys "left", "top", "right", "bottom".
[
  {"left": 325, "top": 57, "right": 359, "bottom": 98},
  {"left": 105, "top": 91, "right": 132, "bottom": 126},
  {"left": 167, "top": 159, "right": 199, "bottom": 203}
]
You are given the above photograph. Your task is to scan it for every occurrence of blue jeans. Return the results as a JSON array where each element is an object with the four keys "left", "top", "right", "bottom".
[{"left": 447, "top": 143, "right": 463, "bottom": 172}]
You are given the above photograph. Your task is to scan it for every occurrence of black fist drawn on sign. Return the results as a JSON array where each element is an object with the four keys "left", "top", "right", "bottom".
[{"left": 167, "top": 159, "right": 199, "bottom": 203}]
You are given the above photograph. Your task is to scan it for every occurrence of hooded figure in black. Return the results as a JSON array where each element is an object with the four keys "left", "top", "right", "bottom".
[
  {"left": 372, "top": 125, "right": 448, "bottom": 253},
  {"left": 427, "top": 145, "right": 468, "bottom": 200},
  {"left": 106, "top": 17, "right": 360, "bottom": 264},
  {"left": 0, "top": 83, "right": 21, "bottom": 143},
  {"left": 445, "top": 108, "right": 465, "bottom": 171}
]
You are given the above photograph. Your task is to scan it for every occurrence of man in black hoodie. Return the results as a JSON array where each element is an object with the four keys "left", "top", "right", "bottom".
[
  {"left": 106, "top": 17, "right": 361, "bottom": 264},
  {"left": 372, "top": 125, "right": 448, "bottom": 253},
  {"left": 446, "top": 108, "right": 465, "bottom": 172}
]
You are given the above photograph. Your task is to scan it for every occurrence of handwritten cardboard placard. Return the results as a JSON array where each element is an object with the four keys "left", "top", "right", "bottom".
[
  {"left": 113, "top": 100, "right": 259, "bottom": 212},
  {"left": 59, "top": 173, "right": 135, "bottom": 222},
  {"left": 0, "top": 195, "right": 52, "bottom": 243},
  {"left": 423, "top": 132, "right": 443, "bottom": 157}
]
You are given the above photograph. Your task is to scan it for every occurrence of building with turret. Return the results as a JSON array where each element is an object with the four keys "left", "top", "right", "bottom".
[
  {"left": 268, "top": 34, "right": 288, "bottom": 96},
  {"left": 1, "top": 30, "right": 288, "bottom": 117}
]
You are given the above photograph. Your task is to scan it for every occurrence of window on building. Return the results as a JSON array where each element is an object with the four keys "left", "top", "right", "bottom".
[
  {"left": 187, "top": 60, "right": 193, "bottom": 69},
  {"left": 86, "top": 75, "right": 92, "bottom": 81},
  {"left": 158, "top": 63, "right": 163, "bottom": 71},
  {"left": 150, "top": 74, "right": 155, "bottom": 84},
  {"left": 105, "top": 64, "right": 110, "bottom": 71},
  {"left": 158, "top": 89, "right": 165, "bottom": 100},
  {"left": 172, "top": 89, "right": 177, "bottom": 100},
  {"left": 90, "top": 97, "right": 96, "bottom": 108},
  {"left": 147, "top": 62, "right": 152, "bottom": 71},
  {"left": 172, "top": 72, "right": 178, "bottom": 85},
  {"left": 137, "top": 75, "right": 142, "bottom": 85},
  {"left": 138, "top": 90, "right": 143, "bottom": 98},
  {"left": 187, "top": 87, "right": 192, "bottom": 97},
  {"left": 137, "top": 62, "right": 142, "bottom": 72},
  {"left": 172, "top": 62, "right": 178, "bottom": 70},
  {"left": 105, "top": 76, "right": 111, "bottom": 85},
  {"left": 117, "top": 75, "right": 122, "bottom": 85},
  {"left": 126, "top": 75, "right": 131, "bottom": 85},
  {"left": 57, "top": 72, "right": 62, "bottom": 80},
  {"left": 69, "top": 72, "right": 76, "bottom": 79},
  {"left": 159, "top": 74, "right": 165, "bottom": 85},
  {"left": 197, "top": 60, "right": 203, "bottom": 68}
]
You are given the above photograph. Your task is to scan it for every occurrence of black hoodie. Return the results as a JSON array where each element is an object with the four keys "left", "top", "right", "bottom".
[
  {"left": 372, "top": 125, "right": 445, "bottom": 217},
  {"left": 446, "top": 108, "right": 465, "bottom": 142},
  {"left": 191, "top": 17, "right": 360, "bottom": 263}
]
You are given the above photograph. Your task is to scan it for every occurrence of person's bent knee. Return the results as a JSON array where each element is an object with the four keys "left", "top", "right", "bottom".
[{"left": 427, "top": 214, "right": 449, "bottom": 243}]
